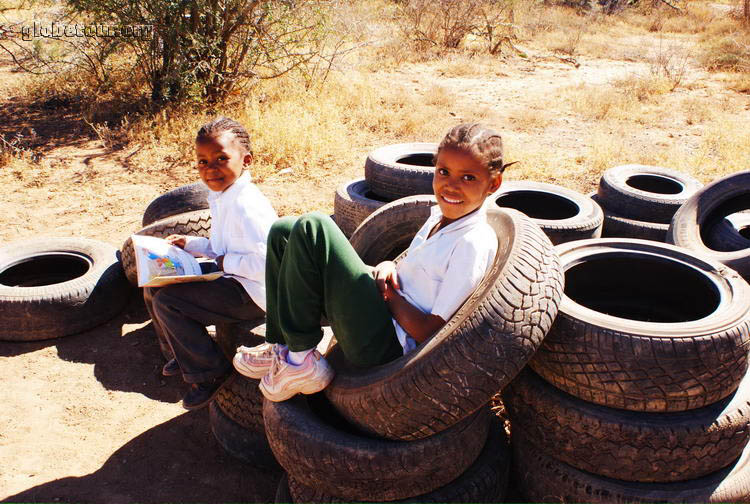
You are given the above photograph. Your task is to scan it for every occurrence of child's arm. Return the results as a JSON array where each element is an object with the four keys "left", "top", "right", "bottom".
[
  {"left": 382, "top": 283, "right": 446, "bottom": 343},
  {"left": 374, "top": 261, "right": 446, "bottom": 343}
]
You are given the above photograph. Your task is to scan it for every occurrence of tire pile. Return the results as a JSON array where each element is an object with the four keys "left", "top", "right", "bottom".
[{"left": 270, "top": 192, "right": 566, "bottom": 501}]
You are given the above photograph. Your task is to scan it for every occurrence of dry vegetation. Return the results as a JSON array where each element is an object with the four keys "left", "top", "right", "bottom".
[{"left": 0, "top": 0, "right": 749, "bottom": 247}]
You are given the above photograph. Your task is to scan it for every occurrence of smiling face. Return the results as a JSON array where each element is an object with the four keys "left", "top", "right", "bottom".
[
  {"left": 195, "top": 131, "right": 252, "bottom": 192},
  {"left": 432, "top": 147, "right": 502, "bottom": 223}
]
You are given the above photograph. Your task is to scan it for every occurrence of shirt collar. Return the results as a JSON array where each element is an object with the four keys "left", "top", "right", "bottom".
[
  {"left": 207, "top": 170, "right": 251, "bottom": 202},
  {"left": 428, "top": 201, "right": 489, "bottom": 236}
]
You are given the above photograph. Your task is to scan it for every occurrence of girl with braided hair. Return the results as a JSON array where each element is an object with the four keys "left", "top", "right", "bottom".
[
  {"left": 234, "top": 123, "right": 507, "bottom": 402},
  {"left": 144, "top": 116, "right": 278, "bottom": 410}
]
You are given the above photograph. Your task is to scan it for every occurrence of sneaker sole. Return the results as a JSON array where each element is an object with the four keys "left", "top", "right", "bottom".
[
  {"left": 233, "top": 354, "right": 272, "bottom": 379},
  {"left": 259, "top": 370, "right": 334, "bottom": 402}
]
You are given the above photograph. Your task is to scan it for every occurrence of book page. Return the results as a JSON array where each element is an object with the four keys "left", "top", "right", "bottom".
[{"left": 131, "top": 235, "right": 217, "bottom": 287}]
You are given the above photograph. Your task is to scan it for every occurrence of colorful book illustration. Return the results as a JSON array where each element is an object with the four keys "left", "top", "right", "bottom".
[{"left": 132, "top": 235, "right": 223, "bottom": 288}]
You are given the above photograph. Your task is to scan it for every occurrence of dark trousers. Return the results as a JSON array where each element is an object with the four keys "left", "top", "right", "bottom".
[
  {"left": 144, "top": 263, "right": 265, "bottom": 383},
  {"left": 265, "top": 212, "right": 403, "bottom": 368}
]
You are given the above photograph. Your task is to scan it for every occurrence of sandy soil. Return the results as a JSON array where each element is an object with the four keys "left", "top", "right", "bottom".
[{"left": 1, "top": 21, "right": 749, "bottom": 504}]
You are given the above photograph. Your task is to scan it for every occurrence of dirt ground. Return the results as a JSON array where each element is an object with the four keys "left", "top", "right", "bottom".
[{"left": 1, "top": 12, "right": 750, "bottom": 504}]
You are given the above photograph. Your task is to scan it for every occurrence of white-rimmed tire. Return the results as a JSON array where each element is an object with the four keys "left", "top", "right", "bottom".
[
  {"left": 0, "top": 237, "right": 130, "bottom": 341},
  {"left": 364, "top": 143, "right": 438, "bottom": 200},
  {"left": 529, "top": 238, "right": 750, "bottom": 412},
  {"left": 597, "top": 164, "right": 702, "bottom": 224},
  {"left": 491, "top": 181, "right": 603, "bottom": 244}
]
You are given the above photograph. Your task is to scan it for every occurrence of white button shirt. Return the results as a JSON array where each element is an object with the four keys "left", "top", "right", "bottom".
[
  {"left": 183, "top": 171, "right": 278, "bottom": 311},
  {"left": 393, "top": 203, "right": 498, "bottom": 353}
]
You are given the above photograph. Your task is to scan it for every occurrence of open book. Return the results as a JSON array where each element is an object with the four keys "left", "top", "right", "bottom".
[{"left": 131, "top": 235, "right": 223, "bottom": 288}]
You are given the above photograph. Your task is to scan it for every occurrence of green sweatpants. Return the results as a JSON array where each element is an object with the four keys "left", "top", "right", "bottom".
[{"left": 265, "top": 212, "right": 403, "bottom": 368}]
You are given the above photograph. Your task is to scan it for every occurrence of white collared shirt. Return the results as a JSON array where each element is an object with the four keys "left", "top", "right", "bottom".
[
  {"left": 393, "top": 203, "right": 498, "bottom": 353},
  {"left": 183, "top": 171, "right": 278, "bottom": 311}
]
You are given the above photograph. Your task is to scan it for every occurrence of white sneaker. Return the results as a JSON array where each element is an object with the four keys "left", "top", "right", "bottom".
[
  {"left": 259, "top": 348, "right": 334, "bottom": 402},
  {"left": 233, "top": 341, "right": 281, "bottom": 379}
]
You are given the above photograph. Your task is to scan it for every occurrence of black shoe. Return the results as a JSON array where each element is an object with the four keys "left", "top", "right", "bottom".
[
  {"left": 182, "top": 375, "right": 229, "bottom": 410},
  {"left": 162, "top": 358, "right": 180, "bottom": 377}
]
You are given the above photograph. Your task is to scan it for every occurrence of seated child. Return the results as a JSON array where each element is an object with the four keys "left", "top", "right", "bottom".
[
  {"left": 144, "top": 117, "right": 278, "bottom": 410},
  {"left": 233, "top": 123, "right": 505, "bottom": 402}
]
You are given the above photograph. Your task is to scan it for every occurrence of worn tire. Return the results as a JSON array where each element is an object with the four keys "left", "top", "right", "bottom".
[
  {"left": 0, "top": 237, "right": 130, "bottom": 341},
  {"left": 209, "top": 400, "right": 280, "bottom": 470},
  {"left": 505, "top": 368, "right": 750, "bottom": 482},
  {"left": 597, "top": 164, "right": 702, "bottom": 224},
  {"left": 530, "top": 238, "right": 750, "bottom": 412},
  {"left": 332, "top": 178, "right": 392, "bottom": 238},
  {"left": 492, "top": 181, "right": 603, "bottom": 244},
  {"left": 591, "top": 193, "right": 668, "bottom": 242},
  {"left": 364, "top": 143, "right": 437, "bottom": 200},
  {"left": 669, "top": 171, "right": 750, "bottom": 281},
  {"left": 513, "top": 429, "right": 750, "bottom": 503},
  {"left": 704, "top": 212, "right": 750, "bottom": 252},
  {"left": 349, "top": 195, "right": 436, "bottom": 265},
  {"left": 285, "top": 417, "right": 510, "bottom": 503},
  {"left": 264, "top": 394, "right": 491, "bottom": 502},
  {"left": 327, "top": 206, "right": 564, "bottom": 441},
  {"left": 141, "top": 182, "right": 210, "bottom": 227},
  {"left": 120, "top": 209, "right": 211, "bottom": 286}
]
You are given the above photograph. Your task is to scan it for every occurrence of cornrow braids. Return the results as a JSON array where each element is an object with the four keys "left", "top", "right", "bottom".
[
  {"left": 196, "top": 116, "right": 253, "bottom": 156},
  {"left": 436, "top": 123, "right": 510, "bottom": 173}
]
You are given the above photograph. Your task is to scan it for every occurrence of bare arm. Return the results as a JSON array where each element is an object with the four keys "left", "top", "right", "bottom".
[
  {"left": 373, "top": 261, "right": 446, "bottom": 343},
  {"left": 383, "top": 283, "right": 446, "bottom": 343}
]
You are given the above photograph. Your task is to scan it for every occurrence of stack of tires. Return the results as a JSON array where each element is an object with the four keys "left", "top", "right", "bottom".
[
  {"left": 334, "top": 143, "right": 437, "bottom": 237},
  {"left": 266, "top": 204, "right": 566, "bottom": 502},
  {"left": 504, "top": 237, "right": 750, "bottom": 503},
  {"left": 591, "top": 164, "right": 703, "bottom": 242}
]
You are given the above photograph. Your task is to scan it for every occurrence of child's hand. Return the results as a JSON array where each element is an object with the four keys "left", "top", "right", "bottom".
[
  {"left": 165, "top": 234, "right": 187, "bottom": 249},
  {"left": 373, "top": 261, "right": 400, "bottom": 296}
]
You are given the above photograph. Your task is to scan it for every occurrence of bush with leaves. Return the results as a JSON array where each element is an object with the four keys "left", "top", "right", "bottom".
[{"left": 1, "top": 0, "right": 341, "bottom": 104}]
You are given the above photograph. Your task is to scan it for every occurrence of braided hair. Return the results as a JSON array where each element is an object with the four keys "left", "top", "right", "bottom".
[
  {"left": 196, "top": 117, "right": 253, "bottom": 156},
  {"left": 436, "top": 123, "right": 512, "bottom": 174}
]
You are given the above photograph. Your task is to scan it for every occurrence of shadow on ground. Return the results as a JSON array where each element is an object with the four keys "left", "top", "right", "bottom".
[
  {"left": 2, "top": 409, "right": 281, "bottom": 504},
  {"left": 0, "top": 291, "right": 186, "bottom": 402}
]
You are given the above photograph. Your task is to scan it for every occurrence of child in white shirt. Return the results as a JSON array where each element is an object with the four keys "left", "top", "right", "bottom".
[
  {"left": 234, "top": 123, "right": 505, "bottom": 402},
  {"left": 144, "top": 117, "right": 277, "bottom": 410}
]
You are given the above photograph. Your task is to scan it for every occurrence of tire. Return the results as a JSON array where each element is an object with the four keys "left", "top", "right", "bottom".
[
  {"left": 142, "top": 182, "right": 210, "bottom": 227},
  {"left": 364, "top": 143, "right": 438, "bottom": 200},
  {"left": 504, "top": 368, "right": 750, "bottom": 483},
  {"left": 284, "top": 417, "right": 511, "bottom": 503},
  {"left": 529, "top": 238, "right": 750, "bottom": 412},
  {"left": 332, "top": 178, "right": 392, "bottom": 238},
  {"left": 349, "top": 195, "right": 436, "bottom": 265},
  {"left": 704, "top": 212, "right": 750, "bottom": 252},
  {"left": 597, "top": 164, "right": 703, "bottom": 224},
  {"left": 209, "top": 400, "right": 280, "bottom": 470},
  {"left": 591, "top": 193, "right": 669, "bottom": 242},
  {"left": 263, "top": 394, "right": 491, "bottom": 502},
  {"left": 491, "top": 181, "right": 603, "bottom": 244},
  {"left": 326, "top": 207, "right": 565, "bottom": 441},
  {"left": 120, "top": 209, "right": 211, "bottom": 286},
  {"left": 0, "top": 237, "right": 130, "bottom": 341},
  {"left": 513, "top": 429, "right": 750, "bottom": 503},
  {"left": 669, "top": 171, "right": 750, "bottom": 281}
]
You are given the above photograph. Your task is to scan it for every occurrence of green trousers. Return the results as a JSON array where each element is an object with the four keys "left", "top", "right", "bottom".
[{"left": 265, "top": 212, "right": 403, "bottom": 368}]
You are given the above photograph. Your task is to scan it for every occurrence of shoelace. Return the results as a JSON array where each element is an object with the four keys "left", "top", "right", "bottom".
[{"left": 266, "top": 350, "right": 285, "bottom": 387}]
